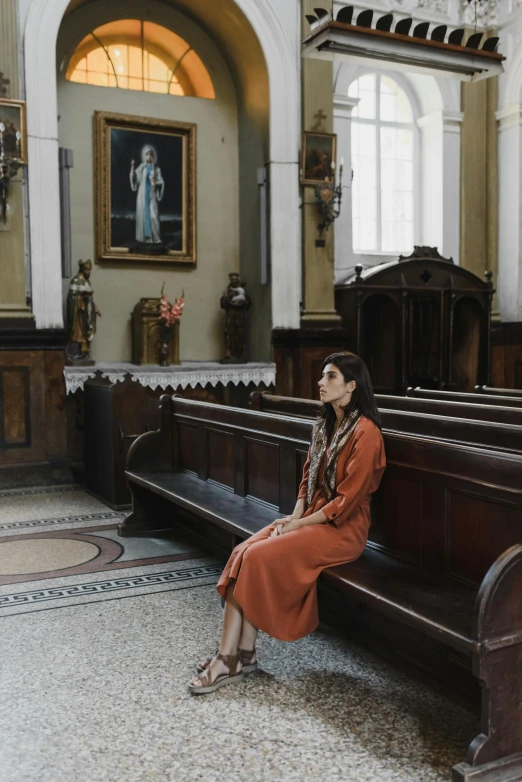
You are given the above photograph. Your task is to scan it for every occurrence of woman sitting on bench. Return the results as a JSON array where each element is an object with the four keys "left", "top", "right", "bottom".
[{"left": 189, "top": 352, "right": 386, "bottom": 694}]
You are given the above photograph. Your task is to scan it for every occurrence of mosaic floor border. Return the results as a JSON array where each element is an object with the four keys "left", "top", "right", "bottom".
[
  {"left": 0, "top": 484, "right": 81, "bottom": 498},
  {"left": 0, "top": 560, "right": 221, "bottom": 617},
  {"left": 0, "top": 510, "right": 123, "bottom": 532}
]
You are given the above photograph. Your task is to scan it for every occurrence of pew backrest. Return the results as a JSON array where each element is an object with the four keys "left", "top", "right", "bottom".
[
  {"left": 407, "top": 386, "right": 522, "bottom": 409},
  {"left": 250, "top": 391, "right": 522, "bottom": 454},
  {"left": 133, "top": 396, "right": 522, "bottom": 590},
  {"left": 475, "top": 385, "right": 522, "bottom": 399}
]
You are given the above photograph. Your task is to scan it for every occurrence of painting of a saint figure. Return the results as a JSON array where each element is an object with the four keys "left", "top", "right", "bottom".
[
  {"left": 95, "top": 112, "right": 196, "bottom": 265},
  {"left": 130, "top": 146, "right": 165, "bottom": 244}
]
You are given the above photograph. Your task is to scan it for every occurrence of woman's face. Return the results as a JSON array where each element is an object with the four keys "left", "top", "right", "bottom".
[
  {"left": 146, "top": 151, "right": 153, "bottom": 164},
  {"left": 318, "top": 363, "right": 356, "bottom": 407}
]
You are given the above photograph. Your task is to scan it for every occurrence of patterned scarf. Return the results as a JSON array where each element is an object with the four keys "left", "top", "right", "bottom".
[{"left": 306, "top": 408, "right": 361, "bottom": 508}]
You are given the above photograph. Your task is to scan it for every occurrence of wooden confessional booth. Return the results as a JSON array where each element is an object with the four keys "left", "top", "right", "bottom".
[{"left": 335, "top": 248, "right": 493, "bottom": 394}]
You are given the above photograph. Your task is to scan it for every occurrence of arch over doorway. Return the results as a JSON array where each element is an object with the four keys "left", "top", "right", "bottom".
[{"left": 24, "top": 0, "right": 300, "bottom": 330}]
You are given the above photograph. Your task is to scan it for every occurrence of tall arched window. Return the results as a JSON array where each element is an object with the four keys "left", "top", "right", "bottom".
[
  {"left": 66, "top": 20, "right": 215, "bottom": 99},
  {"left": 349, "top": 74, "right": 415, "bottom": 253}
]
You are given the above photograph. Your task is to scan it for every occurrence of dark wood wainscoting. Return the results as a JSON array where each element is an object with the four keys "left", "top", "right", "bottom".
[
  {"left": 272, "top": 325, "right": 351, "bottom": 399},
  {"left": 491, "top": 322, "right": 522, "bottom": 389},
  {"left": 0, "top": 329, "right": 68, "bottom": 487}
]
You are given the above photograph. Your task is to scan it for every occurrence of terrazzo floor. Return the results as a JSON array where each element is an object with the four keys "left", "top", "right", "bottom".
[{"left": 0, "top": 484, "right": 492, "bottom": 782}]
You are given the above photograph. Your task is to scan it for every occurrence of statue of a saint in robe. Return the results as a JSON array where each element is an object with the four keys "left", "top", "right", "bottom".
[
  {"left": 65, "top": 259, "right": 101, "bottom": 366},
  {"left": 130, "top": 146, "right": 165, "bottom": 245},
  {"left": 220, "top": 272, "right": 251, "bottom": 364}
]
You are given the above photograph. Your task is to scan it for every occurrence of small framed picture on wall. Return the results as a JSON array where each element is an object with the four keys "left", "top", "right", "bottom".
[
  {"left": 300, "top": 131, "right": 337, "bottom": 186},
  {"left": 0, "top": 99, "right": 27, "bottom": 164},
  {"left": 94, "top": 111, "right": 197, "bottom": 265}
]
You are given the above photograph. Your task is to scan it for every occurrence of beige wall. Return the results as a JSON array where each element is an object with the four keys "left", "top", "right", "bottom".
[
  {"left": 0, "top": 0, "right": 32, "bottom": 321},
  {"left": 57, "top": 1, "right": 246, "bottom": 362}
]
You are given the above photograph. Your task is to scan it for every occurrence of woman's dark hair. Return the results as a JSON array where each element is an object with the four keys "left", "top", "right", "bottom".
[{"left": 319, "top": 352, "right": 381, "bottom": 436}]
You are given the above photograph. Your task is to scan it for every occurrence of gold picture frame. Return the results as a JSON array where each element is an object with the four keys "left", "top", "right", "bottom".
[
  {"left": 0, "top": 98, "right": 28, "bottom": 165},
  {"left": 94, "top": 111, "right": 196, "bottom": 265},
  {"left": 300, "top": 130, "right": 337, "bottom": 186}
]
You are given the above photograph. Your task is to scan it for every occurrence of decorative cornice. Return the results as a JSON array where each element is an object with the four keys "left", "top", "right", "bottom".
[
  {"left": 333, "top": 94, "right": 360, "bottom": 115},
  {"left": 334, "top": 1, "right": 501, "bottom": 28},
  {"left": 417, "top": 109, "right": 463, "bottom": 129},
  {"left": 496, "top": 104, "right": 522, "bottom": 129}
]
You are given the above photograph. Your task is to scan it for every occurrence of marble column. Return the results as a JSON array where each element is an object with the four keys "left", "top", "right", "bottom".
[
  {"left": 0, "top": 0, "right": 32, "bottom": 322},
  {"left": 333, "top": 94, "right": 359, "bottom": 283}
]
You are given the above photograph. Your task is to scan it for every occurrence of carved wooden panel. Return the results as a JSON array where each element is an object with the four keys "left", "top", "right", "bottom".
[
  {"left": 447, "top": 491, "right": 522, "bottom": 585},
  {"left": 207, "top": 429, "right": 234, "bottom": 489},
  {"left": 0, "top": 351, "right": 55, "bottom": 466},
  {"left": 177, "top": 421, "right": 199, "bottom": 474},
  {"left": 370, "top": 470, "right": 423, "bottom": 565},
  {"left": 0, "top": 366, "right": 30, "bottom": 448},
  {"left": 245, "top": 438, "right": 280, "bottom": 507}
]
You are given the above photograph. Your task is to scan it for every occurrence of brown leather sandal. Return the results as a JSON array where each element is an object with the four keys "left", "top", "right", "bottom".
[
  {"left": 238, "top": 647, "right": 258, "bottom": 673},
  {"left": 188, "top": 653, "right": 244, "bottom": 695},
  {"left": 197, "top": 647, "right": 257, "bottom": 674}
]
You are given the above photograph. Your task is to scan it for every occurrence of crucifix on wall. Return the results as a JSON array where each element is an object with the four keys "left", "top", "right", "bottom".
[{"left": 312, "top": 109, "right": 327, "bottom": 131}]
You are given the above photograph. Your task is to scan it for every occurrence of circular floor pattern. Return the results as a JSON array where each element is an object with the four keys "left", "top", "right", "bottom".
[{"left": 0, "top": 539, "right": 100, "bottom": 576}]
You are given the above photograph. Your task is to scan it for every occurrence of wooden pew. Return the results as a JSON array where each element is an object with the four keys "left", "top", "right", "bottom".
[
  {"left": 250, "top": 392, "right": 522, "bottom": 454},
  {"left": 475, "top": 384, "right": 522, "bottom": 399},
  {"left": 122, "top": 395, "right": 522, "bottom": 782},
  {"left": 406, "top": 386, "right": 522, "bottom": 410}
]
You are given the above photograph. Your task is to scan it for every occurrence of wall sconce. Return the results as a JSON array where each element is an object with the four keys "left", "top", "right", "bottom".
[
  {"left": 0, "top": 122, "right": 23, "bottom": 225},
  {"left": 313, "top": 158, "right": 344, "bottom": 246}
]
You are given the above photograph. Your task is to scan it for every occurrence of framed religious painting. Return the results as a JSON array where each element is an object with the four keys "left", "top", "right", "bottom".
[
  {"left": 300, "top": 131, "right": 337, "bottom": 186},
  {"left": 94, "top": 111, "right": 196, "bottom": 265},
  {"left": 0, "top": 99, "right": 28, "bottom": 164}
]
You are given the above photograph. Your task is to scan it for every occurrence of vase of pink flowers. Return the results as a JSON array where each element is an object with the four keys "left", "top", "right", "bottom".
[{"left": 158, "top": 284, "right": 184, "bottom": 366}]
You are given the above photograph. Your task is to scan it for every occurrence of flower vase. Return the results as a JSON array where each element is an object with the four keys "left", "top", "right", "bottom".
[
  {"left": 158, "top": 325, "right": 170, "bottom": 367},
  {"left": 158, "top": 339, "right": 170, "bottom": 367}
]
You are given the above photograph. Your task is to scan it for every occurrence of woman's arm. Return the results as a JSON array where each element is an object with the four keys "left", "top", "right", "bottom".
[
  {"left": 279, "top": 508, "right": 327, "bottom": 535},
  {"left": 270, "top": 453, "right": 310, "bottom": 537}
]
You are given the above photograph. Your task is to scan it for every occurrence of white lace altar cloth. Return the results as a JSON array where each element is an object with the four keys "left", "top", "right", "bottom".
[{"left": 64, "top": 361, "right": 276, "bottom": 395}]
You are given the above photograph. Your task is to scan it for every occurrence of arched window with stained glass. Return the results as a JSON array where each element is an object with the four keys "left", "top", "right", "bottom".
[{"left": 348, "top": 74, "right": 417, "bottom": 254}]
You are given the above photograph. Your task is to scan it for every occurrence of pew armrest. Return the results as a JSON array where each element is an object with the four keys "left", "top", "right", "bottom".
[
  {"left": 474, "top": 544, "right": 522, "bottom": 650},
  {"left": 125, "top": 395, "right": 173, "bottom": 473}
]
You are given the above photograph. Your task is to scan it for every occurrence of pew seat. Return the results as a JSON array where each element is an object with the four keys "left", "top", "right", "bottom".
[
  {"left": 127, "top": 468, "right": 477, "bottom": 654},
  {"left": 126, "top": 469, "right": 275, "bottom": 539}
]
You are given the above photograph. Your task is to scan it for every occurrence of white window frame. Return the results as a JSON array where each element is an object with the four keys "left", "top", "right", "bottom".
[{"left": 349, "top": 71, "right": 421, "bottom": 258}]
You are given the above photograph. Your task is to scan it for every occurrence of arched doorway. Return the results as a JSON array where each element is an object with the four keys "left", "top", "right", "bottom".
[{"left": 24, "top": 0, "right": 300, "bottom": 353}]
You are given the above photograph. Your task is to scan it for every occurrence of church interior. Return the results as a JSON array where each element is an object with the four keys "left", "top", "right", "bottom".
[{"left": 2, "top": 0, "right": 522, "bottom": 780}]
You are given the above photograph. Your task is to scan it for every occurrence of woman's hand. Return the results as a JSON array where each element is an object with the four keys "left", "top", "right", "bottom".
[
  {"left": 270, "top": 515, "right": 302, "bottom": 537},
  {"left": 269, "top": 515, "right": 293, "bottom": 538},
  {"left": 279, "top": 517, "right": 302, "bottom": 535}
]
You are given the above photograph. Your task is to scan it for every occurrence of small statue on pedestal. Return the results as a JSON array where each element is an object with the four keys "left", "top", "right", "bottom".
[
  {"left": 220, "top": 272, "right": 251, "bottom": 364},
  {"left": 65, "top": 259, "right": 101, "bottom": 366}
]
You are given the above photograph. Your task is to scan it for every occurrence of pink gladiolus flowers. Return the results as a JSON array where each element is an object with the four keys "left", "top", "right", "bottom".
[{"left": 159, "top": 291, "right": 185, "bottom": 328}]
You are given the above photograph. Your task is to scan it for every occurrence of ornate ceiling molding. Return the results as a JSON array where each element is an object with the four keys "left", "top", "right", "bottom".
[
  {"left": 336, "top": 1, "right": 501, "bottom": 27},
  {"left": 460, "top": 0, "right": 499, "bottom": 28}
]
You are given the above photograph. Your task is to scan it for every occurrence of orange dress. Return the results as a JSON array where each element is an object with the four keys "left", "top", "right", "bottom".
[{"left": 216, "top": 416, "right": 386, "bottom": 642}]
